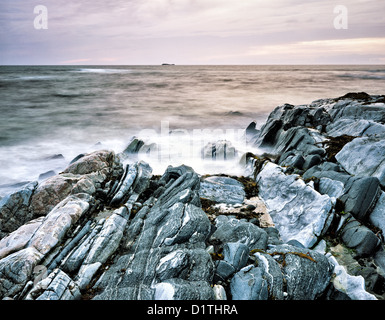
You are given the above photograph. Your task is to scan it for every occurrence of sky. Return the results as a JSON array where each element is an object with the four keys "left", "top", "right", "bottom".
[{"left": 0, "top": 0, "right": 385, "bottom": 65}]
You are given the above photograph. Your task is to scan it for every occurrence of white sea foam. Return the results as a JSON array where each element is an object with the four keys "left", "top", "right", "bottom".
[{"left": 74, "top": 68, "right": 131, "bottom": 74}]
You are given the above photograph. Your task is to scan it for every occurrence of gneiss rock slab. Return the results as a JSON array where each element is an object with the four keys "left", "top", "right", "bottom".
[
  {"left": 0, "top": 181, "right": 38, "bottom": 238},
  {"left": 338, "top": 176, "right": 381, "bottom": 221},
  {"left": 339, "top": 214, "right": 380, "bottom": 258},
  {"left": 93, "top": 165, "right": 214, "bottom": 300},
  {"left": 335, "top": 133, "right": 385, "bottom": 187},
  {"left": 0, "top": 193, "right": 93, "bottom": 298},
  {"left": 199, "top": 176, "right": 245, "bottom": 205},
  {"left": 256, "top": 162, "right": 334, "bottom": 248},
  {"left": 209, "top": 215, "right": 268, "bottom": 251},
  {"left": 231, "top": 244, "right": 334, "bottom": 300}
]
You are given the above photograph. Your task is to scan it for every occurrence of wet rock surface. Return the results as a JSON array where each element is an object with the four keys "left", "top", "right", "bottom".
[{"left": 1, "top": 93, "right": 385, "bottom": 300}]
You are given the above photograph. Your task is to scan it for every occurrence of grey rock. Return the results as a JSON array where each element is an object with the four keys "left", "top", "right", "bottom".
[
  {"left": 303, "top": 154, "right": 322, "bottom": 170},
  {"left": 255, "top": 119, "right": 283, "bottom": 148},
  {"left": 63, "top": 149, "right": 117, "bottom": 176},
  {"left": 254, "top": 102, "right": 331, "bottom": 152},
  {"left": 0, "top": 181, "right": 38, "bottom": 237},
  {"left": 0, "top": 247, "right": 44, "bottom": 298},
  {"left": 75, "top": 208, "right": 129, "bottom": 290},
  {"left": 274, "top": 127, "right": 316, "bottom": 156},
  {"left": 0, "top": 193, "right": 93, "bottom": 299},
  {"left": 61, "top": 221, "right": 103, "bottom": 274},
  {"left": 38, "top": 170, "right": 56, "bottom": 181},
  {"left": 256, "top": 162, "right": 334, "bottom": 248},
  {"left": 210, "top": 215, "right": 268, "bottom": 251},
  {"left": 46, "top": 220, "right": 92, "bottom": 273},
  {"left": 0, "top": 217, "right": 44, "bottom": 260},
  {"left": 222, "top": 242, "right": 249, "bottom": 271},
  {"left": 214, "top": 260, "right": 236, "bottom": 282},
  {"left": 93, "top": 165, "right": 214, "bottom": 300},
  {"left": 155, "top": 249, "right": 189, "bottom": 281},
  {"left": 30, "top": 150, "right": 120, "bottom": 217},
  {"left": 33, "top": 269, "right": 81, "bottom": 300},
  {"left": 123, "top": 136, "right": 145, "bottom": 154},
  {"left": 109, "top": 161, "right": 152, "bottom": 207},
  {"left": 230, "top": 265, "right": 269, "bottom": 300},
  {"left": 267, "top": 244, "right": 334, "bottom": 300},
  {"left": 303, "top": 162, "right": 352, "bottom": 186},
  {"left": 329, "top": 99, "right": 385, "bottom": 123},
  {"left": 280, "top": 154, "right": 305, "bottom": 170},
  {"left": 27, "top": 193, "right": 93, "bottom": 256},
  {"left": 327, "top": 252, "right": 377, "bottom": 300},
  {"left": 339, "top": 176, "right": 381, "bottom": 221},
  {"left": 154, "top": 278, "right": 214, "bottom": 300},
  {"left": 200, "top": 176, "right": 245, "bottom": 205},
  {"left": 318, "top": 177, "right": 345, "bottom": 199},
  {"left": 214, "top": 242, "right": 249, "bottom": 282},
  {"left": 335, "top": 133, "right": 385, "bottom": 187},
  {"left": 369, "top": 191, "right": 385, "bottom": 236},
  {"left": 286, "top": 239, "right": 306, "bottom": 248},
  {"left": 245, "top": 121, "right": 259, "bottom": 143},
  {"left": 374, "top": 248, "right": 385, "bottom": 276},
  {"left": 202, "top": 140, "right": 237, "bottom": 160},
  {"left": 265, "top": 227, "right": 283, "bottom": 247},
  {"left": 251, "top": 250, "right": 285, "bottom": 300},
  {"left": 326, "top": 119, "right": 385, "bottom": 137},
  {"left": 340, "top": 214, "right": 380, "bottom": 258}
]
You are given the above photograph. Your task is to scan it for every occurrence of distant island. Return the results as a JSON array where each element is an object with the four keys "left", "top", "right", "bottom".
[{"left": 162, "top": 63, "right": 175, "bottom": 65}]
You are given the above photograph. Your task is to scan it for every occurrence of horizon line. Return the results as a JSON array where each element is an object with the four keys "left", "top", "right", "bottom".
[{"left": 1, "top": 63, "right": 385, "bottom": 67}]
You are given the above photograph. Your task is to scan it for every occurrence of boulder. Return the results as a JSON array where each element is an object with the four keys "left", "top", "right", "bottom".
[
  {"left": 27, "top": 194, "right": 93, "bottom": 256},
  {"left": 213, "top": 242, "right": 249, "bottom": 282},
  {"left": 267, "top": 244, "right": 334, "bottom": 300},
  {"left": 338, "top": 176, "right": 381, "bottom": 221},
  {"left": 230, "top": 265, "right": 269, "bottom": 300},
  {"left": 328, "top": 99, "right": 385, "bottom": 123},
  {"left": 28, "top": 269, "right": 81, "bottom": 300},
  {"left": 241, "top": 244, "right": 334, "bottom": 300},
  {"left": 326, "top": 119, "right": 385, "bottom": 137},
  {"left": 0, "top": 181, "right": 38, "bottom": 238},
  {"left": 63, "top": 150, "right": 116, "bottom": 176},
  {"left": 0, "top": 247, "right": 44, "bottom": 298},
  {"left": 327, "top": 253, "right": 377, "bottom": 300},
  {"left": 335, "top": 134, "right": 385, "bottom": 187},
  {"left": 202, "top": 140, "right": 237, "bottom": 160},
  {"left": 209, "top": 215, "right": 268, "bottom": 251},
  {"left": 92, "top": 165, "right": 214, "bottom": 300},
  {"left": 30, "top": 150, "right": 122, "bottom": 217},
  {"left": 0, "top": 217, "right": 44, "bottom": 260},
  {"left": 318, "top": 177, "right": 345, "bottom": 199},
  {"left": 109, "top": 161, "right": 152, "bottom": 207},
  {"left": 339, "top": 214, "right": 380, "bottom": 258},
  {"left": 369, "top": 191, "right": 385, "bottom": 236},
  {"left": 256, "top": 162, "right": 334, "bottom": 248},
  {"left": 75, "top": 207, "right": 129, "bottom": 290},
  {"left": 199, "top": 176, "right": 245, "bottom": 205},
  {"left": 0, "top": 193, "right": 93, "bottom": 299}
]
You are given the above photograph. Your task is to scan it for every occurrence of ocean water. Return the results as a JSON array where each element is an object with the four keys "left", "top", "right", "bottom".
[{"left": 1, "top": 65, "right": 385, "bottom": 196}]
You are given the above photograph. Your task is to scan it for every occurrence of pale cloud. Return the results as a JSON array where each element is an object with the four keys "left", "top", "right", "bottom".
[
  {"left": 243, "top": 37, "right": 385, "bottom": 64},
  {"left": 60, "top": 58, "right": 92, "bottom": 64},
  {"left": 247, "top": 37, "right": 385, "bottom": 56},
  {"left": 0, "top": 0, "right": 384, "bottom": 64}
]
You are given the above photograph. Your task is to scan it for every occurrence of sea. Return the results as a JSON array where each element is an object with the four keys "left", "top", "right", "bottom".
[{"left": 1, "top": 65, "right": 385, "bottom": 197}]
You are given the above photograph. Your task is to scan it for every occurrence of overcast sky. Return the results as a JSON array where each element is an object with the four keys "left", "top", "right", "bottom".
[{"left": 1, "top": 0, "right": 384, "bottom": 65}]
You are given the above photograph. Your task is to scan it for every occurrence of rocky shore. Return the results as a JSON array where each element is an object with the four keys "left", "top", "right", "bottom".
[{"left": 1, "top": 92, "right": 385, "bottom": 300}]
